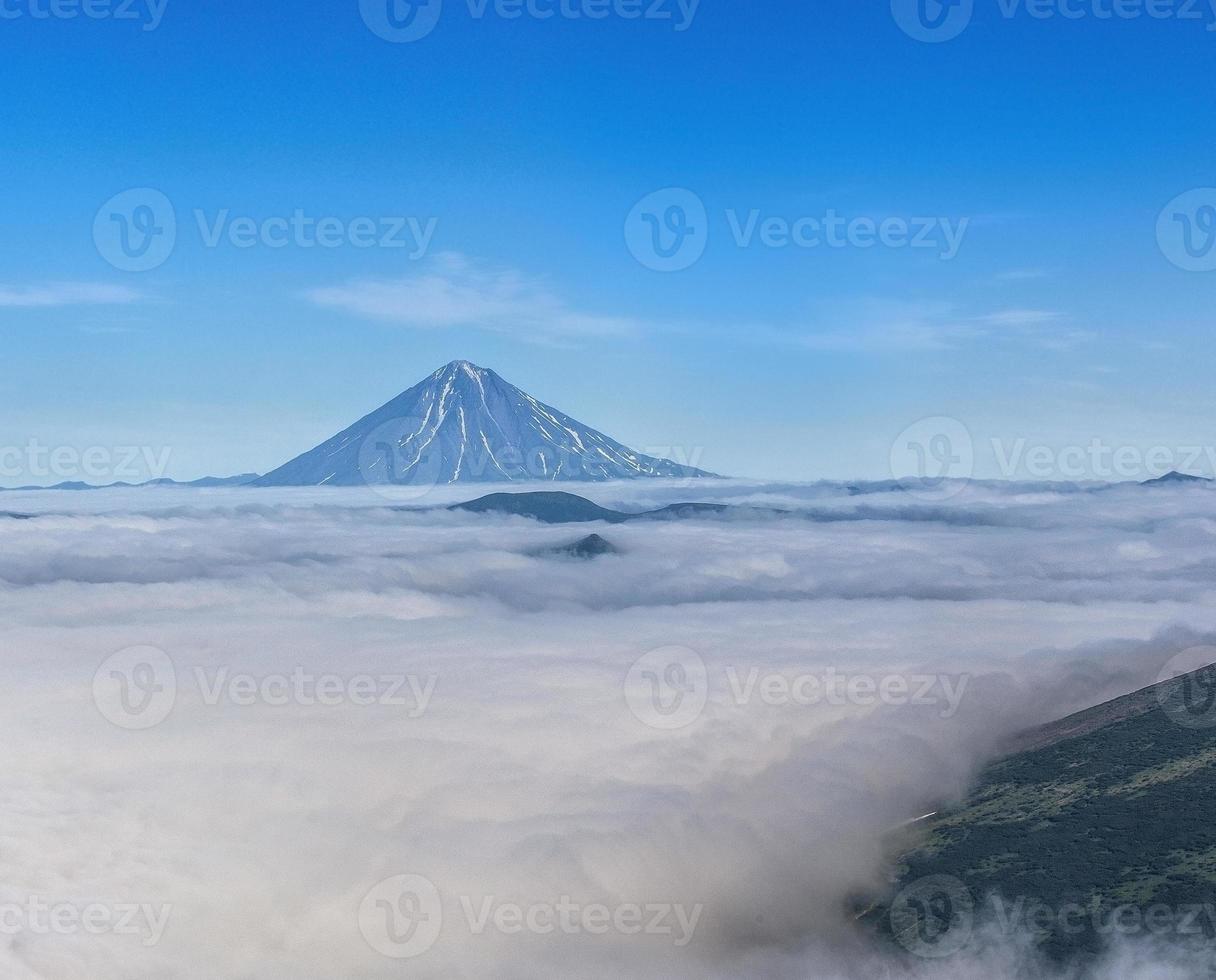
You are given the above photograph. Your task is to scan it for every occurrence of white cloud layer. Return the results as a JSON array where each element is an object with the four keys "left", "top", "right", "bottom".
[{"left": 0, "top": 480, "right": 1213, "bottom": 977}]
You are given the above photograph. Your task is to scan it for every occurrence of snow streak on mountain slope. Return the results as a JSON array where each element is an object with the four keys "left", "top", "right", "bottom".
[{"left": 255, "top": 361, "right": 717, "bottom": 487}]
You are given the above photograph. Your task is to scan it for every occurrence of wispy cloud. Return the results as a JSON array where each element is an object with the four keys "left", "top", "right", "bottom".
[
  {"left": 795, "top": 300, "right": 1091, "bottom": 353},
  {"left": 800, "top": 317, "right": 972, "bottom": 352},
  {"left": 972, "top": 308, "right": 1065, "bottom": 327},
  {"left": 305, "top": 252, "right": 639, "bottom": 341},
  {"left": 0, "top": 282, "right": 144, "bottom": 308},
  {"left": 995, "top": 268, "right": 1050, "bottom": 282}
]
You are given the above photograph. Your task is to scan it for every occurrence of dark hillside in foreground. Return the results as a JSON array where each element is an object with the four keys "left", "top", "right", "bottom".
[{"left": 869, "top": 663, "right": 1216, "bottom": 973}]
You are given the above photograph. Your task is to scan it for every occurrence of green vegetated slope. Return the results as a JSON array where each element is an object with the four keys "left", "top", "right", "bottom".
[{"left": 873, "top": 664, "right": 1216, "bottom": 970}]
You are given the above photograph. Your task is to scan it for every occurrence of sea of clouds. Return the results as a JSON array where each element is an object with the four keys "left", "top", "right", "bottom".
[{"left": 1, "top": 478, "right": 1214, "bottom": 978}]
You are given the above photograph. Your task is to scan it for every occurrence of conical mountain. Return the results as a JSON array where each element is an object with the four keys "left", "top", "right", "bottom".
[{"left": 255, "top": 360, "right": 716, "bottom": 486}]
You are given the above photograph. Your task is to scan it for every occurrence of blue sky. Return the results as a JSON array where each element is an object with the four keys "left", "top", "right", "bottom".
[{"left": 2, "top": 0, "right": 1215, "bottom": 483}]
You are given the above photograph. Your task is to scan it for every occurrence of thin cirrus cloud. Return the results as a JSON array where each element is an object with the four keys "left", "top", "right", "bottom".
[
  {"left": 305, "top": 252, "right": 640, "bottom": 341},
  {"left": 972, "top": 308, "right": 1065, "bottom": 327},
  {"left": 995, "top": 268, "right": 1051, "bottom": 282},
  {"left": 0, "top": 282, "right": 144, "bottom": 307},
  {"left": 796, "top": 300, "right": 1088, "bottom": 353}
]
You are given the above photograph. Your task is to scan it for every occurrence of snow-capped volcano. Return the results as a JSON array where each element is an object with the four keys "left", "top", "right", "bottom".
[{"left": 255, "top": 361, "right": 716, "bottom": 487}]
